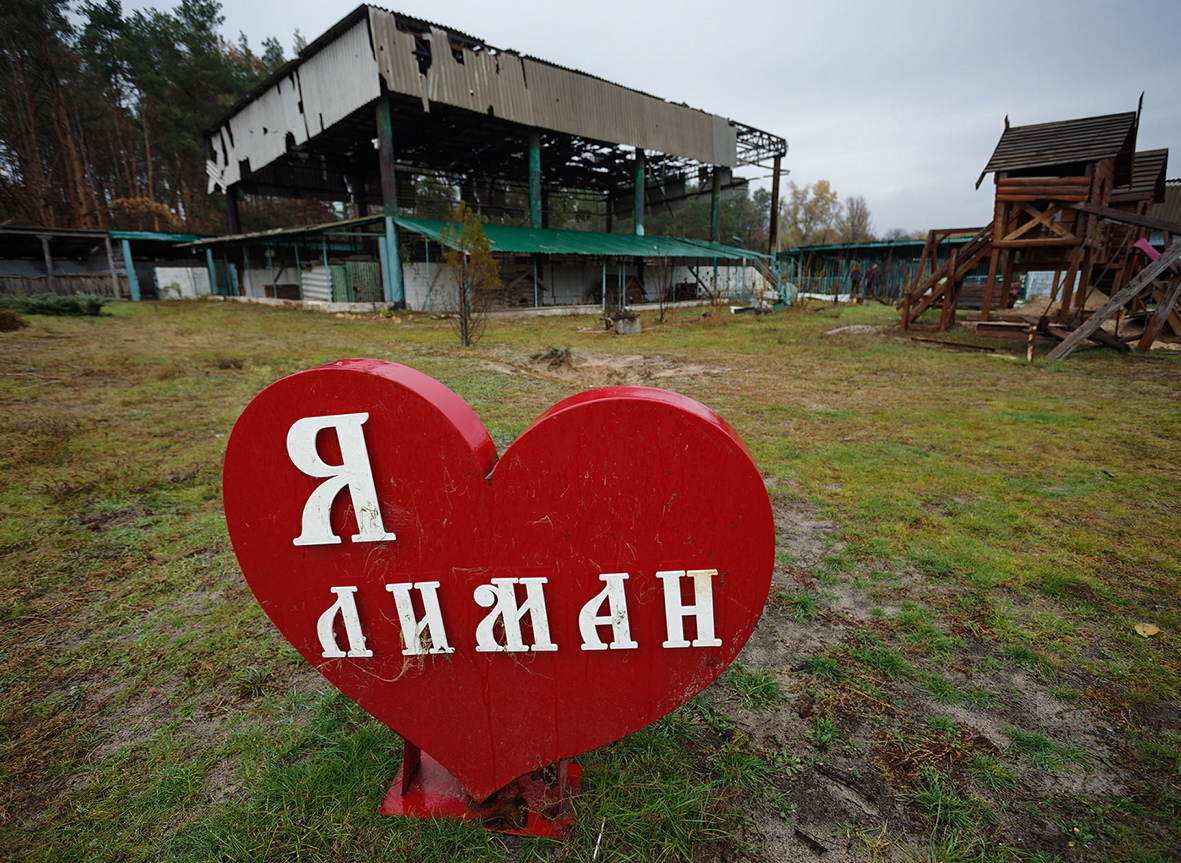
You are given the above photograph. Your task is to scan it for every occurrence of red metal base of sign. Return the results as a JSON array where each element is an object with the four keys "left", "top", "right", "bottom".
[{"left": 380, "top": 742, "right": 581, "bottom": 839}]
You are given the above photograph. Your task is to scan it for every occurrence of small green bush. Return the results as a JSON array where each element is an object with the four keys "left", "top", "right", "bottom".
[{"left": 0, "top": 293, "right": 110, "bottom": 316}]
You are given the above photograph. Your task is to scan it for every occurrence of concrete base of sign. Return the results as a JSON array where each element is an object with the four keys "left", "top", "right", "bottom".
[{"left": 380, "top": 744, "right": 581, "bottom": 838}]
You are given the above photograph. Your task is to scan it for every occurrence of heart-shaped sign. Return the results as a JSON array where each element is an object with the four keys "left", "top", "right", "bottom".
[{"left": 223, "top": 359, "right": 773, "bottom": 802}]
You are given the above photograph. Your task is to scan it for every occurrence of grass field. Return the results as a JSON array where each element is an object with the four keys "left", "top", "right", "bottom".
[{"left": 1, "top": 298, "right": 1178, "bottom": 862}]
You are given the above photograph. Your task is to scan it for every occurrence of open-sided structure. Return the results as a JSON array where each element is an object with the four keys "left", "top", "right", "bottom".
[{"left": 200, "top": 4, "right": 787, "bottom": 310}]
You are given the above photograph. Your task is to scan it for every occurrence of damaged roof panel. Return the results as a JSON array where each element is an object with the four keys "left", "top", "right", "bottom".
[
  {"left": 299, "top": 16, "right": 381, "bottom": 137},
  {"left": 206, "top": 4, "right": 762, "bottom": 194}
]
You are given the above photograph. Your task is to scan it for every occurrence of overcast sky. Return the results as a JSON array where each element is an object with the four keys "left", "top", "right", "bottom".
[{"left": 131, "top": 0, "right": 1181, "bottom": 235}]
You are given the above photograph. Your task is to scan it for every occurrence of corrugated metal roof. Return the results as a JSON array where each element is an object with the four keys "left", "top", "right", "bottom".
[
  {"left": 978, "top": 111, "right": 1137, "bottom": 183},
  {"left": 1153, "top": 179, "right": 1181, "bottom": 227},
  {"left": 1111, "top": 148, "right": 1168, "bottom": 204},
  {"left": 181, "top": 216, "right": 385, "bottom": 247},
  {"left": 367, "top": 8, "right": 731, "bottom": 165},
  {"left": 394, "top": 217, "right": 764, "bottom": 259}
]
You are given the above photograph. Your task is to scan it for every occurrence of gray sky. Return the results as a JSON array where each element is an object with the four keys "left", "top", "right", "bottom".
[{"left": 141, "top": 0, "right": 1181, "bottom": 235}]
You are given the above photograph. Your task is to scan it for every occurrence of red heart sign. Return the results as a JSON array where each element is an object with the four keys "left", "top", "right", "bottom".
[{"left": 223, "top": 359, "right": 773, "bottom": 802}]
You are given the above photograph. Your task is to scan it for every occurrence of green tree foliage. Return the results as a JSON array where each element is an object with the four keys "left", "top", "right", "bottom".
[
  {"left": 440, "top": 201, "right": 502, "bottom": 347},
  {"left": 778, "top": 180, "right": 842, "bottom": 248},
  {"left": 0, "top": 0, "right": 320, "bottom": 232}
]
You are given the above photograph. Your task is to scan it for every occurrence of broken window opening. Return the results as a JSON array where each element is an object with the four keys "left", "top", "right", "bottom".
[{"left": 413, "top": 37, "right": 432, "bottom": 75}]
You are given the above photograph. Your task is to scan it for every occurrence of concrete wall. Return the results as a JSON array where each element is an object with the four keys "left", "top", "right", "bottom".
[{"left": 156, "top": 267, "right": 211, "bottom": 299}]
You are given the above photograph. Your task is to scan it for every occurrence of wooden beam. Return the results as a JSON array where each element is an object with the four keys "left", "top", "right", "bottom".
[
  {"left": 1063, "top": 201, "right": 1181, "bottom": 235},
  {"left": 1057, "top": 244, "right": 1086, "bottom": 324},
  {"left": 993, "top": 238, "right": 1082, "bottom": 249},
  {"left": 998, "top": 177, "right": 1091, "bottom": 187},
  {"left": 1136, "top": 273, "right": 1181, "bottom": 351},
  {"left": 1045, "top": 239, "right": 1181, "bottom": 360},
  {"left": 938, "top": 248, "right": 958, "bottom": 330}
]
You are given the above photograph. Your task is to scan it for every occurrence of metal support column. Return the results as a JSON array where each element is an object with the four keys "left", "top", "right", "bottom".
[
  {"left": 294, "top": 244, "right": 303, "bottom": 299},
  {"left": 121, "top": 238, "right": 140, "bottom": 301},
  {"left": 768, "top": 155, "right": 782, "bottom": 257},
  {"left": 529, "top": 130, "right": 542, "bottom": 229},
  {"left": 634, "top": 148, "right": 646, "bottom": 236},
  {"left": 322, "top": 236, "right": 330, "bottom": 300},
  {"left": 226, "top": 187, "right": 241, "bottom": 234},
  {"left": 104, "top": 235, "right": 120, "bottom": 297},
  {"left": 711, "top": 169, "right": 722, "bottom": 292},
  {"left": 38, "top": 235, "right": 55, "bottom": 294},
  {"left": 242, "top": 247, "right": 253, "bottom": 297},
  {"left": 376, "top": 94, "right": 406, "bottom": 307},
  {"left": 205, "top": 249, "right": 217, "bottom": 296},
  {"left": 267, "top": 247, "right": 277, "bottom": 296},
  {"left": 710, "top": 168, "right": 722, "bottom": 243}
]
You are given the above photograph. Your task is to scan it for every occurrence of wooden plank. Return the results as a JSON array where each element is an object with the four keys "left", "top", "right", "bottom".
[
  {"left": 908, "top": 335, "right": 998, "bottom": 352},
  {"left": 1136, "top": 273, "right": 1181, "bottom": 351},
  {"left": 1045, "top": 239, "right": 1181, "bottom": 360},
  {"left": 1063, "top": 201, "right": 1181, "bottom": 235},
  {"left": 996, "top": 193, "right": 1091, "bottom": 203},
  {"left": 993, "top": 238, "right": 1082, "bottom": 248},
  {"left": 1086, "top": 326, "right": 1130, "bottom": 353},
  {"left": 998, "top": 177, "right": 1091, "bottom": 187}
]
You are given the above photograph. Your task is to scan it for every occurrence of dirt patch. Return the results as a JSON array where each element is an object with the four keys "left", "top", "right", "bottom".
[
  {"left": 478, "top": 349, "right": 726, "bottom": 387},
  {"left": 74, "top": 509, "right": 143, "bottom": 531},
  {"left": 710, "top": 493, "right": 1143, "bottom": 861}
]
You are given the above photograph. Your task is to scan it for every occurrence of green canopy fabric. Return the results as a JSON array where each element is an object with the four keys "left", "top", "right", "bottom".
[{"left": 393, "top": 217, "right": 765, "bottom": 261}]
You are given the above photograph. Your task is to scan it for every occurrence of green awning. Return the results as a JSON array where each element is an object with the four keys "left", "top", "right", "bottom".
[
  {"left": 394, "top": 217, "right": 765, "bottom": 260},
  {"left": 180, "top": 215, "right": 765, "bottom": 261}
]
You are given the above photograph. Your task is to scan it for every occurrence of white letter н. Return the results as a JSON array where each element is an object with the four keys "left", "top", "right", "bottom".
[{"left": 657, "top": 569, "right": 723, "bottom": 648}]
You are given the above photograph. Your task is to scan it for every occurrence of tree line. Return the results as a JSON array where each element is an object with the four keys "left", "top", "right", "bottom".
[{"left": 0, "top": 0, "right": 314, "bottom": 233}]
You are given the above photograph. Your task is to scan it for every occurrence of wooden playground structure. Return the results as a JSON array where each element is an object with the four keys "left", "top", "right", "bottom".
[{"left": 899, "top": 104, "right": 1181, "bottom": 358}]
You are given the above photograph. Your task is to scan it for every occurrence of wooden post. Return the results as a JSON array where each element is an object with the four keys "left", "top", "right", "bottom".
[
  {"left": 980, "top": 200, "right": 1005, "bottom": 321},
  {"left": 938, "top": 248, "right": 958, "bottom": 331},
  {"left": 999, "top": 251, "right": 1016, "bottom": 311},
  {"left": 1057, "top": 245, "right": 1085, "bottom": 324}
]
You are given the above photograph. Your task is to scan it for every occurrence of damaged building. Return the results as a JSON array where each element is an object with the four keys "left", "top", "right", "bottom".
[{"left": 190, "top": 4, "right": 788, "bottom": 311}]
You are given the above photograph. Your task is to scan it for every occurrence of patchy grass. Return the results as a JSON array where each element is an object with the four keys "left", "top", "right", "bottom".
[{"left": 1, "top": 299, "right": 1179, "bottom": 861}]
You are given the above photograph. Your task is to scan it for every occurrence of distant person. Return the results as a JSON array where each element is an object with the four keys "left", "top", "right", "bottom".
[
  {"left": 849, "top": 263, "right": 862, "bottom": 303},
  {"left": 865, "top": 264, "right": 882, "bottom": 300}
]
